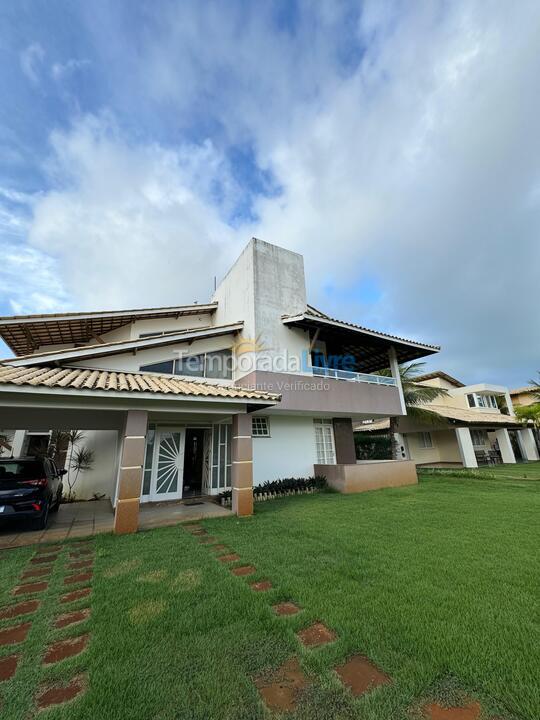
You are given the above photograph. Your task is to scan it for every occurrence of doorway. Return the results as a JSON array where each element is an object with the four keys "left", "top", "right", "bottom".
[{"left": 182, "top": 428, "right": 205, "bottom": 498}]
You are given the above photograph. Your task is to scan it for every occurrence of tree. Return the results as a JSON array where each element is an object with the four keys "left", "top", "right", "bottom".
[
  {"left": 529, "top": 371, "right": 540, "bottom": 402},
  {"left": 380, "top": 362, "right": 449, "bottom": 460}
]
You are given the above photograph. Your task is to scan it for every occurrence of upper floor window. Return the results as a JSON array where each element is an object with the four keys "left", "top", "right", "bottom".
[
  {"left": 140, "top": 349, "right": 232, "bottom": 380},
  {"left": 467, "top": 393, "right": 498, "bottom": 409},
  {"left": 252, "top": 417, "right": 270, "bottom": 437}
]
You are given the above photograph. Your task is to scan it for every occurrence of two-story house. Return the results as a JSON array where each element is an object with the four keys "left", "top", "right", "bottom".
[
  {"left": 356, "top": 370, "right": 539, "bottom": 467},
  {"left": 0, "top": 238, "right": 439, "bottom": 532}
]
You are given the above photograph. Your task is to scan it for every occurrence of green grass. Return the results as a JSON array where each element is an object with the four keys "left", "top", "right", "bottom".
[
  {"left": 1, "top": 476, "right": 538, "bottom": 719},
  {"left": 419, "top": 460, "right": 540, "bottom": 482}
]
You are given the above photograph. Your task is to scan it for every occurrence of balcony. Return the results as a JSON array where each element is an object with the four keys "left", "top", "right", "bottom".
[{"left": 311, "top": 366, "right": 397, "bottom": 386}]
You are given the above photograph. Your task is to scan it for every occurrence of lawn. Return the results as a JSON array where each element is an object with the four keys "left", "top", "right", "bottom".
[{"left": 0, "top": 475, "right": 538, "bottom": 720}]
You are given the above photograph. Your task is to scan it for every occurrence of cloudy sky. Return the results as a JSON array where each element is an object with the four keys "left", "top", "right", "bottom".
[{"left": 0, "top": 0, "right": 539, "bottom": 387}]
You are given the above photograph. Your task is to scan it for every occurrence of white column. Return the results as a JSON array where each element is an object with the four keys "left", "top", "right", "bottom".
[
  {"left": 388, "top": 346, "right": 406, "bottom": 415},
  {"left": 10, "top": 430, "right": 27, "bottom": 457},
  {"left": 494, "top": 428, "right": 516, "bottom": 464},
  {"left": 504, "top": 391, "right": 515, "bottom": 415},
  {"left": 516, "top": 428, "right": 539, "bottom": 461},
  {"left": 455, "top": 427, "right": 477, "bottom": 468}
]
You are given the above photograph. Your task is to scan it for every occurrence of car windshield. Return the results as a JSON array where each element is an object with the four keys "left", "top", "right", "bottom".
[{"left": 0, "top": 461, "right": 44, "bottom": 481}]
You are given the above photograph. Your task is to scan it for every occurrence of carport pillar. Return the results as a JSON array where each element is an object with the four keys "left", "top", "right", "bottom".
[
  {"left": 516, "top": 428, "right": 540, "bottom": 461},
  {"left": 231, "top": 414, "right": 253, "bottom": 517},
  {"left": 114, "top": 410, "right": 148, "bottom": 535},
  {"left": 455, "top": 427, "right": 477, "bottom": 468},
  {"left": 494, "top": 428, "right": 516, "bottom": 464},
  {"left": 388, "top": 346, "right": 406, "bottom": 415}
]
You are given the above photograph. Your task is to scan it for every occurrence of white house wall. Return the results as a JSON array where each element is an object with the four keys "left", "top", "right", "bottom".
[
  {"left": 64, "top": 430, "right": 118, "bottom": 501},
  {"left": 252, "top": 415, "right": 318, "bottom": 485}
]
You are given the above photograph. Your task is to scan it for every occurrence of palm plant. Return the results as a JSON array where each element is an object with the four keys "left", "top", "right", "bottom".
[
  {"left": 529, "top": 371, "right": 540, "bottom": 402},
  {"left": 380, "top": 362, "right": 449, "bottom": 460}
]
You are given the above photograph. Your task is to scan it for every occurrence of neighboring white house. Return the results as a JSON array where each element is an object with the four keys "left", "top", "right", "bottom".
[
  {"left": 0, "top": 238, "right": 438, "bottom": 531},
  {"left": 355, "top": 370, "right": 539, "bottom": 467}
]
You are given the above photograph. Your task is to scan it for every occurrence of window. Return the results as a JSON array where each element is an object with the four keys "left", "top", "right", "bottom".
[
  {"left": 467, "top": 394, "right": 476, "bottom": 408},
  {"left": 211, "top": 423, "right": 231, "bottom": 490},
  {"left": 419, "top": 431, "right": 433, "bottom": 448},
  {"left": 139, "top": 360, "right": 174, "bottom": 374},
  {"left": 139, "top": 348, "right": 233, "bottom": 379},
  {"left": 252, "top": 417, "right": 270, "bottom": 437},
  {"left": 471, "top": 429, "right": 488, "bottom": 447},
  {"left": 467, "top": 393, "right": 498, "bottom": 410},
  {"left": 314, "top": 419, "right": 336, "bottom": 464}
]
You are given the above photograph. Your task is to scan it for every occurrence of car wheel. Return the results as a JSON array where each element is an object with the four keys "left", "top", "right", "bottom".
[{"left": 32, "top": 502, "right": 49, "bottom": 531}]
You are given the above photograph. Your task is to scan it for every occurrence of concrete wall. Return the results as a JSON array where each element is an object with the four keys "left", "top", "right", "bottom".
[
  {"left": 404, "top": 429, "right": 462, "bottom": 465},
  {"left": 316, "top": 460, "right": 417, "bottom": 493},
  {"left": 63, "top": 430, "right": 119, "bottom": 501},
  {"left": 252, "top": 415, "right": 318, "bottom": 485}
]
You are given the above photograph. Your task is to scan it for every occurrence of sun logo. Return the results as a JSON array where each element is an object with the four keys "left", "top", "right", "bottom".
[{"left": 233, "top": 334, "right": 267, "bottom": 355}]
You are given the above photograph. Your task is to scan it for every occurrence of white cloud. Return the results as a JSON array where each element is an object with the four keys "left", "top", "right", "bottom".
[
  {"left": 51, "top": 58, "right": 90, "bottom": 82},
  {"left": 20, "top": 42, "right": 45, "bottom": 84}
]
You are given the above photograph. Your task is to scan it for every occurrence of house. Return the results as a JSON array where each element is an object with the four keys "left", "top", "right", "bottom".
[
  {"left": 510, "top": 385, "right": 539, "bottom": 408},
  {"left": 355, "top": 370, "right": 539, "bottom": 467},
  {"left": 0, "top": 238, "right": 439, "bottom": 532}
]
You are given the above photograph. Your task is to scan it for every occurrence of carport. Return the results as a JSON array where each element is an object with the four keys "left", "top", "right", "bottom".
[{"left": 0, "top": 365, "right": 279, "bottom": 536}]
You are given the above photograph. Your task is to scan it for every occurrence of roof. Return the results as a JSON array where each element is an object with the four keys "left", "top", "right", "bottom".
[
  {"left": 510, "top": 386, "right": 536, "bottom": 395},
  {"left": 2, "top": 322, "right": 243, "bottom": 368},
  {"left": 0, "top": 303, "right": 217, "bottom": 356},
  {"left": 355, "top": 406, "right": 521, "bottom": 431},
  {"left": 282, "top": 310, "right": 439, "bottom": 372},
  {"left": 0, "top": 365, "right": 280, "bottom": 403},
  {"left": 414, "top": 371, "right": 465, "bottom": 388}
]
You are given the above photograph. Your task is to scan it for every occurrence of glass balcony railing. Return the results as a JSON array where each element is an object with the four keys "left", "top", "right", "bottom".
[{"left": 311, "top": 366, "right": 397, "bottom": 386}]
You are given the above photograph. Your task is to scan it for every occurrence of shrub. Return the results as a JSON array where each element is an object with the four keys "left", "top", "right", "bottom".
[{"left": 218, "top": 476, "right": 327, "bottom": 505}]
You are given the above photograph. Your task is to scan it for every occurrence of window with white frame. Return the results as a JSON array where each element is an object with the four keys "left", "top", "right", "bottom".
[
  {"left": 419, "top": 431, "right": 433, "bottom": 448},
  {"left": 140, "top": 348, "right": 233, "bottom": 379},
  {"left": 471, "top": 429, "right": 488, "bottom": 447},
  {"left": 314, "top": 419, "right": 336, "bottom": 464},
  {"left": 467, "top": 393, "right": 498, "bottom": 409},
  {"left": 252, "top": 417, "right": 270, "bottom": 437}
]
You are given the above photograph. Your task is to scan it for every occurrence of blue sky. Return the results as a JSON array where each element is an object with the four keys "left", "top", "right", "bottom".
[{"left": 1, "top": 1, "right": 539, "bottom": 387}]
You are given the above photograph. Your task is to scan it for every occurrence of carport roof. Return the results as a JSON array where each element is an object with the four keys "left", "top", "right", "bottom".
[{"left": 0, "top": 365, "right": 280, "bottom": 403}]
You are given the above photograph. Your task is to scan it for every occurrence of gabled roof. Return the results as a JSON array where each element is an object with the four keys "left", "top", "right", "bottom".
[
  {"left": 282, "top": 310, "right": 439, "bottom": 372},
  {"left": 0, "top": 303, "right": 217, "bottom": 356},
  {"left": 0, "top": 364, "right": 279, "bottom": 403},
  {"left": 414, "top": 371, "right": 465, "bottom": 388},
  {"left": 1, "top": 322, "right": 243, "bottom": 368},
  {"left": 510, "top": 386, "right": 536, "bottom": 395}
]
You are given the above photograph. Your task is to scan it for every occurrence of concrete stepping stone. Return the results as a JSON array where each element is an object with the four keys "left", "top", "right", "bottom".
[
  {"left": 218, "top": 553, "right": 240, "bottom": 563},
  {"left": 184, "top": 524, "right": 204, "bottom": 533},
  {"left": 335, "top": 654, "right": 391, "bottom": 696},
  {"left": 0, "top": 622, "right": 31, "bottom": 646},
  {"left": 69, "top": 549, "right": 93, "bottom": 558},
  {"left": 31, "top": 555, "right": 58, "bottom": 565},
  {"left": 68, "top": 559, "right": 93, "bottom": 571},
  {"left": 64, "top": 571, "right": 93, "bottom": 586},
  {"left": 297, "top": 622, "right": 336, "bottom": 647},
  {"left": 43, "top": 634, "right": 89, "bottom": 664},
  {"left": 231, "top": 565, "right": 256, "bottom": 577},
  {"left": 36, "top": 674, "right": 86, "bottom": 709},
  {"left": 0, "top": 654, "right": 19, "bottom": 681},
  {"left": 60, "top": 587, "right": 91, "bottom": 604},
  {"left": 211, "top": 544, "right": 229, "bottom": 553},
  {"left": 273, "top": 602, "right": 301, "bottom": 616},
  {"left": 22, "top": 566, "right": 52, "bottom": 580},
  {"left": 198, "top": 536, "right": 217, "bottom": 544},
  {"left": 255, "top": 657, "right": 309, "bottom": 713},
  {"left": 12, "top": 581, "right": 48, "bottom": 596},
  {"left": 422, "top": 701, "right": 482, "bottom": 720},
  {"left": 0, "top": 600, "right": 40, "bottom": 620},
  {"left": 35, "top": 545, "right": 62, "bottom": 554},
  {"left": 250, "top": 580, "right": 273, "bottom": 592},
  {"left": 55, "top": 608, "right": 91, "bottom": 629}
]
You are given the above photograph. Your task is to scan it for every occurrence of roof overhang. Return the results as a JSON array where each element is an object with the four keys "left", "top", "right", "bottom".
[
  {"left": 2, "top": 323, "right": 243, "bottom": 368},
  {"left": 282, "top": 313, "right": 439, "bottom": 372},
  {"left": 0, "top": 303, "right": 218, "bottom": 356}
]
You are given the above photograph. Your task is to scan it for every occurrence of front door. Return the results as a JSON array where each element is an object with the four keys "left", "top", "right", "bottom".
[{"left": 149, "top": 428, "right": 185, "bottom": 501}]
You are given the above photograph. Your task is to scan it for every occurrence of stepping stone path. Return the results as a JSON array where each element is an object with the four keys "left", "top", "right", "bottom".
[
  {"left": 273, "top": 601, "right": 301, "bottom": 616},
  {"left": 35, "top": 545, "right": 62, "bottom": 554},
  {"left": 0, "top": 654, "right": 19, "bottom": 682},
  {"left": 61, "top": 587, "right": 91, "bottom": 604},
  {"left": 64, "top": 571, "right": 93, "bottom": 585},
  {"left": 55, "top": 608, "right": 91, "bottom": 629},
  {"left": 297, "top": 622, "right": 336, "bottom": 648},
  {"left": 12, "top": 581, "right": 48, "bottom": 596},
  {"left": 0, "top": 600, "right": 40, "bottom": 620},
  {"left": 30, "top": 554, "right": 58, "bottom": 565},
  {"left": 43, "top": 633, "right": 90, "bottom": 664},
  {"left": 231, "top": 565, "right": 256, "bottom": 577},
  {"left": 255, "top": 657, "right": 309, "bottom": 713},
  {"left": 335, "top": 654, "right": 390, "bottom": 697},
  {"left": 218, "top": 553, "right": 240, "bottom": 563},
  {"left": 250, "top": 580, "right": 273, "bottom": 592},
  {"left": 68, "top": 559, "right": 93, "bottom": 571},
  {"left": 0, "top": 622, "right": 31, "bottom": 646},
  {"left": 211, "top": 544, "right": 229, "bottom": 553},
  {"left": 36, "top": 674, "right": 87, "bottom": 710},
  {"left": 198, "top": 536, "right": 217, "bottom": 544},
  {"left": 422, "top": 701, "right": 482, "bottom": 720},
  {"left": 21, "top": 566, "right": 52, "bottom": 579}
]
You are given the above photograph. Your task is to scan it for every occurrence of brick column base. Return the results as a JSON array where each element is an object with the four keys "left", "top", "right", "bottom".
[
  {"left": 114, "top": 410, "right": 148, "bottom": 534},
  {"left": 231, "top": 414, "right": 253, "bottom": 517}
]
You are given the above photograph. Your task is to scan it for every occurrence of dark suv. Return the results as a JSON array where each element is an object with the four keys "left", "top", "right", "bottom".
[{"left": 0, "top": 457, "right": 65, "bottom": 530}]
